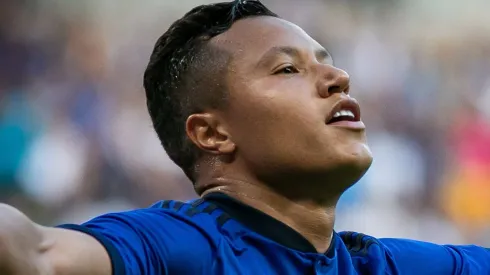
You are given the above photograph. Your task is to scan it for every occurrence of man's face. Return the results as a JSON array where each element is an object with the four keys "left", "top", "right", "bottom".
[{"left": 211, "top": 16, "right": 373, "bottom": 188}]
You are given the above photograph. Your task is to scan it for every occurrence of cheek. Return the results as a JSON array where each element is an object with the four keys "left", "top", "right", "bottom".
[
  {"left": 229, "top": 102, "right": 323, "bottom": 164},
  {"left": 229, "top": 91, "right": 317, "bottom": 139},
  {"left": 226, "top": 79, "right": 322, "bottom": 154},
  {"left": 231, "top": 81, "right": 318, "bottom": 128},
  {"left": 229, "top": 101, "right": 286, "bottom": 144}
]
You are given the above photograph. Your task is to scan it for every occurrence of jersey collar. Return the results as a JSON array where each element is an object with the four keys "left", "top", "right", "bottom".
[{"left": 203, "top": 192, "right": 336, "bottom": 257}]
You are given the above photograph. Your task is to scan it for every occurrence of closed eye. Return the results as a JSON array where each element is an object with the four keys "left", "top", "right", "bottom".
[{"left": 273, "top": 65, "right": 299, "bottom": 75}]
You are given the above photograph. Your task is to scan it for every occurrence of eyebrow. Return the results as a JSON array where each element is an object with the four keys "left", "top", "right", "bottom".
[{"left": 256, "top": 46, "right": 333, "bottom": 67}]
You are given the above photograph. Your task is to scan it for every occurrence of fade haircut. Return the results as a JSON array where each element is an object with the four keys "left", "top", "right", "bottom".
[{"left": 143, "top": 0, "right": 278, "bottom": 182}]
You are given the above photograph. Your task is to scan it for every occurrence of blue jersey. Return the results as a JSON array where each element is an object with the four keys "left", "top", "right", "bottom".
[{"left": 59, "top": 193, "right": 490, "bottom": 274}]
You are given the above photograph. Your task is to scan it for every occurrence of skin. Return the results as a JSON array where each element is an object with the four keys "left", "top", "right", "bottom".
[
  {"left": 187, "top": 16, "right": 373, "bottom": 253},
  {"left": 0, "top": 15, "right": 373, "bottom": 274}
]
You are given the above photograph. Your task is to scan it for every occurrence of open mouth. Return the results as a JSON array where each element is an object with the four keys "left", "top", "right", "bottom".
[{"left": 325, "top": 99, "right": 361, "bottom": 124}]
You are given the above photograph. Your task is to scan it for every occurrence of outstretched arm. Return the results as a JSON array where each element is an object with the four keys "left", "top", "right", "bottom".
[
  {"left": 0, "top": 204, "right": 112, "bottom": 275},
  {"left": 381, "top": 238, "right": 490, "bottom": 274}
]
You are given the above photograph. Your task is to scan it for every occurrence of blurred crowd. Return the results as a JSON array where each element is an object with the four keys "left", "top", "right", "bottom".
[{"left": 1, "top": 0, "right": 489, "bottom": 246}]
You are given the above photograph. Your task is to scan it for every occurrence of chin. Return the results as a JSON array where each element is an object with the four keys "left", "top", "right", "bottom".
[
  {"left": 349, "top": 143, "right": 373, "bottom": 167},
  {"left": 348, "top": 153, "right": 373, "bottom": 182},
  {"left": 323, "top": 143, "right": 373, "bottom": 188}
]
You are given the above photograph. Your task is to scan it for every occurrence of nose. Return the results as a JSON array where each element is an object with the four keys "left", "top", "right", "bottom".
[{"left": 316, "top": 65, "right": 350, "bottom": 98}]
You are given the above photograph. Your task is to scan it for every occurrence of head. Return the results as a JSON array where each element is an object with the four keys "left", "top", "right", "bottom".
[{"left": 144, "top": 0, "right": 373, "bottom": 198}]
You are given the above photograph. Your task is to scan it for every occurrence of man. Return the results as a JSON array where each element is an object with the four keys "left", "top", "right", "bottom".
[{"left": 0, "top": 1, "right": 489, "bottom": 274}]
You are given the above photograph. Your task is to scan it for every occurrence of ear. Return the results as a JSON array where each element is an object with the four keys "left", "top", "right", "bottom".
[{"left": 186, "top": 113, "right": 236, "bottom": 155}]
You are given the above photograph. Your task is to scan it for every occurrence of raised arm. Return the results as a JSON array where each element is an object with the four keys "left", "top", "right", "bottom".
[{"left": 0, "top": 204, "right": 112, "bottom": 275}]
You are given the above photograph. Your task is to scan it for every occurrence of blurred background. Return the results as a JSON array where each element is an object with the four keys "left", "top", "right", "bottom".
[{"left": 1, "top": 0, "right": 489, "bottom": 246}]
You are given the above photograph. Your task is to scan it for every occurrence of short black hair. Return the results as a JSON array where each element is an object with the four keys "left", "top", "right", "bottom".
[{"left": 143, "top": 0, "right": 278, "bottom": 182}]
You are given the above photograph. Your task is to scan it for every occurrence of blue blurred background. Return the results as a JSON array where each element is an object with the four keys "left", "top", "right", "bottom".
[{"left": 1, "top": 0, "right": 489, "bottom": 246}]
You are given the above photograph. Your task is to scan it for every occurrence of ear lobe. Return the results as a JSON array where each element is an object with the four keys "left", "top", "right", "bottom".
[{"left": 186, "top": 113, "right": 236, "bottom": 155}]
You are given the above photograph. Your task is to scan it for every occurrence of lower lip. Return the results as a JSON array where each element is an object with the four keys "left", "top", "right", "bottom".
[{"left": 327, "top": 120, "right": 365, "bottom": 130}]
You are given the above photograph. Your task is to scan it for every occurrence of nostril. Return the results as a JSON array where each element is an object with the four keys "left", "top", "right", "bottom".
[{"left": 328, "top": 85, "right": 342, "bottom": 94}]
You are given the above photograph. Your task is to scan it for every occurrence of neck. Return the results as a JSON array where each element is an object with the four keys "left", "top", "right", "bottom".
[{"left": 200, "top": 178, "right": 337, "bottom": 253}]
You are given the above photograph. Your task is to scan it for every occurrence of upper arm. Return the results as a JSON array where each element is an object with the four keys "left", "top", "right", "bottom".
[
  {"left": 57, "top": 210, "right": 169, "bottom": 275},
  {"left": 380, "top": 238, "right": 490, "bottom": 275},
  {"left": 0, "top": 204, "right": 111, "bottom": 275},
  {"left": 43, "top": 227, "right": 112, "bottom": 275}
]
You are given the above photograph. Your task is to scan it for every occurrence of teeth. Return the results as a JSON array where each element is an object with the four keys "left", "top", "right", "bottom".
[{"left": 333, "top": 110, "right": 355, "bottom": 118}]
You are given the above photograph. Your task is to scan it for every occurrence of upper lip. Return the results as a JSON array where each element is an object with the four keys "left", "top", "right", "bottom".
[{"left": 325, "top": 97, "right": 361, "bottom": 124}]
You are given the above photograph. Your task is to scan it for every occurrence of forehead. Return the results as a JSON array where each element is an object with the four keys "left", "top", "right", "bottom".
[{"left": 210, "top": 16, "right": 325, "bottom": 61}]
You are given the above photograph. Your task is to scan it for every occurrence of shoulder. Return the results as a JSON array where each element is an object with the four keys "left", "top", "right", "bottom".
[
  {"left": 337, "top": 231, "right": 490, "bottom": 274},
  {"left": 80, "top": 198, "right": 225, "bottom": 243},
  {"left": 80, "top": 198, "right": 222, "bottom": 230},
  {"left": 337, "top": 231, "right": 399, "bottom": 273},
  {"left": 337, "top": 231, "right": 434, "bottom": 261},
  {"left": 337, "top": 231, "right": 383, "bottom": 255},
  {"left": 58, "top": 198, "right": 226, "bottom": 274}
]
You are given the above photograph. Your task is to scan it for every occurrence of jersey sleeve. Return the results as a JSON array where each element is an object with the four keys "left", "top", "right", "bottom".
[
  {"left": 57, "top": 208, "right": 212, "bottom": 275},
  {"left": 380, "top": 238, "right": 490, "bottom": 274}
]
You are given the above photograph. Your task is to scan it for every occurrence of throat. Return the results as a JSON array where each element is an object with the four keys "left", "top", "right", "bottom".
[
  {"left": 201, "top": 181, "right": 337, "bottom": 253},
  {"left": 284, "top": 203, "right": 336, "bottom": 253}
]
